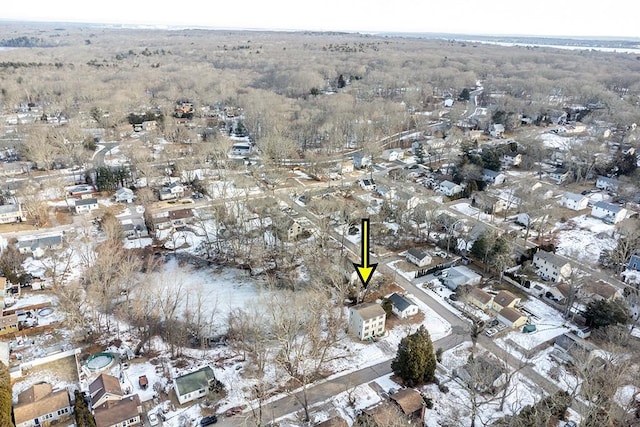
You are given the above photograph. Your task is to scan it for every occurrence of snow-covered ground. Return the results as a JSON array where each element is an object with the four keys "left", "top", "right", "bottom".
[
  {"left": 450, "top": 202, "right": 493, "bottom": 222},
  {"left": 553, "top": 215, "right": 616, "bottom": 265}
]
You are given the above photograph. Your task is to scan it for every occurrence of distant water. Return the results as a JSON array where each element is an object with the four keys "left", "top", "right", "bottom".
[{"left": 461, "top": 40, "right": 640, "bottom": 54}]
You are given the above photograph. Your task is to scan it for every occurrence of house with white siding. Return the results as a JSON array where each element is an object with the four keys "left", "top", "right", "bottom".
[
  {"left": 348, "top": 302, "right": 386, "bottom": 340},
  {"left": 560, "top": 192, "right": 589, "bottom": 211},
  {"left": 591, "top": 201, "right": 627, "bottom": 224},
  {"left": 532, "top": 250, "right": 572, "bottom": 282}
]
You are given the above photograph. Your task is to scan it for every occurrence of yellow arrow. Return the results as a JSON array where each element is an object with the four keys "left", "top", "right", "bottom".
[{"left": 353, "top": 218, "right": 378, "bottom": 288}]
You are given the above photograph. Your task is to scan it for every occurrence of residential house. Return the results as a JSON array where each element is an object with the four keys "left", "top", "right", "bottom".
[
  {"left": 405, "top": 248, "right": 432, "bottom": 267},
  {"left": 359, "top": 178, "right": 376, "bottom": 191},
  {"left": 438, "top": 180, "right": 463, "bottom": 197},
  {"left": 591, "top": 201, "right": 627, "bottom": 224},
  {"left": 89, "top": 373, "right": 124, "bottom": 408},
  {"left": 348, "top": 302, "right": 386, "bottom": 340},
  {"left": 93, "top": 395, "right": 142, "bottom": 427},
  {"left": 491, "top": 290, "right": 521, "bottom": 312},
  {"left": 159, "top": 182, "right": 185, "bottom": 201},
  {"left": 0, "top": 312, "right": 18, "bottom": 336},
  {"left": 75, "top": 198, "right": 99, "bottom": 214},
  {"left": 114, "top": 187, "right": 135, "bottom": 203},
  {"left": 596, "top": 176, "right": 620, "bottom": 192},
  {"left": 390, "top": 388, "right": 426, "bottom": 421},
  {"left": 468, "top": 288, "right": 493, "bottom": 311},
  {"left": 502, "top": 152, "right": 522, "bottom": 167},
  {"left": 497, "top": 306, "right": 528, "bottom": 329},
  {"left": 13, "top": 383, "right": 72, "bottom": 427},
  {"left": 560, "top": 192, "right": 589, "bottom": 211},
  {"left": 173, "top": 366, "right": 218, "bottom": 405},
  {"left": 472, "top": 193, "right": 505, "bottom": 214},
  {"left": 388, "top": 293, "right": 419, "bottom": 319},
  {"left": 532, "top": 250, "right": 572, "bottom": 282},
  {"left": 489, "top": 123, "right": 505, "bottom": 138},
  {"left": 381, "top": 148, "right": 405, "bottom": 162},
  {"left": 168, "top": 208, "right": 193, "bottom": 227},
  {"left": 456, "top": 356, "right": 505, "bottom": 393},
  {"left": 0, "top": 203, "right": 25, "bottom": 224},
  {"left": 17, "top": 234, "right": 63, "bottom": 257},
  {"left": 628, "top": 254, "right": 640, "bottom": 271},
  {"left": 580, "top": 281, "right": 623, "bottom": 302},
  {"left": 353, "top": 152, "right": 372, "bottom": 169},
  {"left": 286, "top": 219, "right": 309, "bottom": 241},
  {"left": 548, "top": 168, "right": 571, "bottom": 184},
  {"left": 340, "top": 161, "right": 354, "bottom": 174},
  {"left": 552, "top": 332, "right": 596, "bottom": 364},
  {"left": 120, "top": 218, "right": 149, "bottom": 239},
  {"left": 69, "top": 185, "right": 97, "bottom": 198},
  {"left": 482, "top": 169, "right": 506, "bottom": 186},
  {"left": 229, "top": 142, "right": 252, "bottom": 157},
  {"left": 442, "top": 266, "right": 482, "bottom": 290}
]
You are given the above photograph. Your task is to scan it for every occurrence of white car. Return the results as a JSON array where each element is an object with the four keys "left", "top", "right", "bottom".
[{"left": 148, "top": 412, "right": 159, "bottom": 426}]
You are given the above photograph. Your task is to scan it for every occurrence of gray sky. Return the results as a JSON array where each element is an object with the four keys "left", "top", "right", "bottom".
[{"left": 4, "top": 0, "right": 640, "bottom": 38}]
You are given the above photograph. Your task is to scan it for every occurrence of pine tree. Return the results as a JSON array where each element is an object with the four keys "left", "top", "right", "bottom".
[
  {"left": 391, "top": 325, "right": 436, "bottom": 386},
  {"left": 0, "top": 362, "right": 14, "bottom": 427}
]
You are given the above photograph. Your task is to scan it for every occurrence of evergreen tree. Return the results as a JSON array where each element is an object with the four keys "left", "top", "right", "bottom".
[
  {"left": 459, "top": 88, "right": 470, "bottom": 101},
  {"left": 584, "top": 299, "right": 629, "bottom": 328},
  {"left": 0, "top": 362, "right": 14, "bottom": 427},
  {"left": 391, "top": 325, "right": 436, "bottom": 386}
]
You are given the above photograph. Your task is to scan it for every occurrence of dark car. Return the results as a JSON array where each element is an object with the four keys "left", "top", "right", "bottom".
[{"left": 200, "top": 415, "right": 218, "bottom": 426}]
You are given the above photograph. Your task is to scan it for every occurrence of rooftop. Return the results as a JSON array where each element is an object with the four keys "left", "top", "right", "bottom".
[
  {"left": 351, "top": 302, "right": 386, "bottom": 321},
  {"left": 175, "top": 366, "right": 216, "bottom": 397}
]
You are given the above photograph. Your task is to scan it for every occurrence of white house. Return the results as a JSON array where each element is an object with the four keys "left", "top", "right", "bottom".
[
  {"left": 17, "top": 234, "right": 63, "bottom": 257},
  {"left": 482, "top": 169, "right": 506, "bottom": 185},
  {"left": 560, "top": 192, "right": 589, "bottom": 211},
  {"left": 0, "top": 203, "right": 26, "bottom": 224},
  {"left": 359, "top": 178, "right": 376, "bottom": 191},
  {"left": 438, "top": 180, "right": 463, "bottom": 197},
  {"left": 353, "top": 152, "right": 372, "bottom": 169},
  {"left": 596, "top": 176, "right": 620, "bottom": 192},
  {"left": 489, "top": 123, "right": 505, "bottom": 138},
  {"left": 13, "top": 383, "right": 72, "bottom": 427},
  {"left": 442, "top": 266, "right": 482, "bottom": 290},
  {"left": 548, "top": 168, "right": 571, "bottom": 184},
  {"left": 381, "top": 148, "right": 405, "bottom": 162},
  {"left": 388, "top": 293, "right": 419, "bottom": 319},
  {"left": 159, "top": 182, "right": 185, "bottom": 201},
  {"left": 497, "top": 307, "right": 528, "bottom": 329},
  {"left": 74, "top": 198, "right": 99, "bottom": 214},
  {"left": 174, "top": 366, "right": 218, "bottom": 405},
  {"left": 406, "top": 248, "right": 432, "bottom": 267},
  {"left": 532, "top": 250, "right": 572, "bottom": 282},
  {"left": 348, "top": 302, "right": 386, "bottom": 340},
  {"left": 115, "top": 187, "right": 135, "bottom": 203},
  {"left": 502, "top": 152, "right": 522, "bottom": 166},
  {"left": 591, "top": 201, "right": 627, "bottom": 224}
]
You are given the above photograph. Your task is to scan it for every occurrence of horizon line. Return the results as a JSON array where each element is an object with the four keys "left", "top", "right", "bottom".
[{"left": 1, "top": 19, "right": 639, "bottom": 41}]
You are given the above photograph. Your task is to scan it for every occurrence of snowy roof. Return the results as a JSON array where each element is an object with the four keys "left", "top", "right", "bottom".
[
  {"left": 483, "top": 169, "right": 503, "bottom": 178},
  {"left": 563, "top": 192, "right": 587, "bottom": 202},
  {"left": 534, "top": 250, "right": 570, "bottom": 269},
  {"left": 596, "top": 175, "right": 619, "bottom": 185},
  {"left": 439, "top": 180, "right": 459, "bottom": 190},
  {"left": 17, "top": 234, "right": 63, "bottom": 251},
  {"left": 388, "top": 293, "right": 416, "bottom": 312}
]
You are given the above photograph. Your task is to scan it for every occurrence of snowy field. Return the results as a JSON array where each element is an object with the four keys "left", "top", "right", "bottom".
[
  {"left": 553, "top": 215, "right": 616, "bottom": 265},
  {"left": 450, "top": 202, "right": 493, "bottom": 222}
]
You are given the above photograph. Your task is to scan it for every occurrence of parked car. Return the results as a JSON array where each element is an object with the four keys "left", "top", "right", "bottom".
[
  {"left": 148, "top": 412, "right": 159, "bottom": 426},
  {"left": 200, "top": 415, "right": 218, "bottom": 426}
]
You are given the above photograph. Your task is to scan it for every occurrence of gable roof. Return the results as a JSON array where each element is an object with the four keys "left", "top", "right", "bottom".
[
  {"left": 499, "top": 306, "right": 526, "bottom": 323},
  {"left": 169, "top": 208, "right": 193, "bottom": 220},
  {"left": 534, "top": 250, "right": 570, "bottom": 269},
  {"left": 390, "top": 388, "right": 424, "bottom": 414},
  {"left": 439, "top": 180, "right": 459, "bottom": 190},
  {"left": 563, "top": 192, "right": 587, "bottom": 202},
  {"left": 388, "top": 293, "right": 416, "bottom": 313},
  {"left": 406, "top": 248, "right": 429, "bottom": 260},
  {"left": 93, "top": 394, "right": 140, "bottom": 427},
  {"left": 14, "top": 384, "right": 70, "bottom": 426},
  {"left": 494, "top": 290, "right": 518, "bottom": 308},
  {"left": 17, "top": 234, "right": 63, "bottom": 251},
  {"left": 593, "top": 201, "right": 623, "bottom": 213},
  {"left": 0, "top": 204, "right": 21, "bottom": 215},
  {"left": 89, "top": 373, "right": 123, "bottom": 404},
  {"left": 351, "top": 302, "right": 386, "bottom": 321},
  {"left": 470, "top": 287, "right": 493, "bottom": 305},
  {"left": 175, "top": 366, "right": 216, "bottom": 397},
  {"left": 76, "top": 198, "right": 98, "bottom": 206}
]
